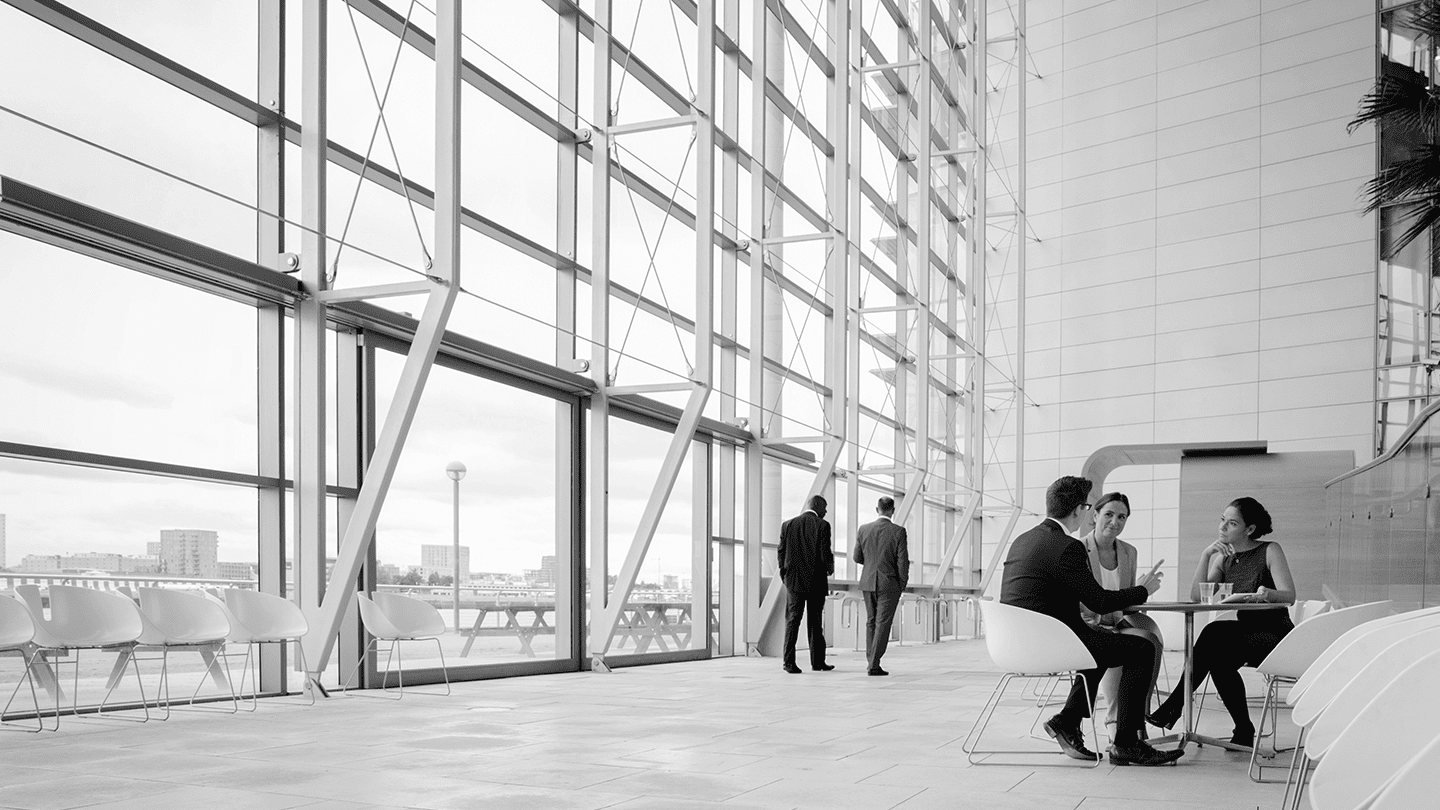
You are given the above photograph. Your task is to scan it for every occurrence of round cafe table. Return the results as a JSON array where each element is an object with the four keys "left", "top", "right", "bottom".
[{"left": 1126, "top": 600, "right": 1287, "bottom": 752}]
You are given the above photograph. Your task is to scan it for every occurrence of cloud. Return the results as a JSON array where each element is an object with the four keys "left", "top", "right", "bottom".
[{"left": 1, "top": 355, "right": 175, "bottom": 410}]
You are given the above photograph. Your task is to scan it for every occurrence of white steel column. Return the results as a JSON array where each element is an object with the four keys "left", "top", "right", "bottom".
[
  {"left": 586, "top": 0, "right": 615, "bottom": 669},
  {"left": 743, "top": 0, "right": 769, "bottom": 654},
  {"left": 555, "top": 0, "right": 582, "bottom": 662},
  {"left": 295, "top": 0, "right": 329, "bottom": 647},
  {"left": 716, "top": 0, "right": 743, "bottom": 657},
  {"left": 965, "top": 0, "right": 988, "bottom": 591}
]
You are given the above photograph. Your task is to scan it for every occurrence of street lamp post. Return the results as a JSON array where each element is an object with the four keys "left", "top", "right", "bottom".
[{"left": 446, "top": 461, "right": 467, "bottom": 633}]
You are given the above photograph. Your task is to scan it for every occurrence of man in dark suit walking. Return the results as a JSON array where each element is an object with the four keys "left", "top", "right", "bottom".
[
  {"left": 853, "top": 496, "right": 908, "bottom": 676},
  {"left": 1000, "top": 475, "right": 1181, "bottom": 767},
  {"left": 778, "top": 494, "right": 835, "bottom": 674}
]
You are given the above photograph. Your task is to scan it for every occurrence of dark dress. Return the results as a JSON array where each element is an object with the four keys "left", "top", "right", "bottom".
[{"left": 1155, "top": 543, "right": 1294, "bottom": 734}]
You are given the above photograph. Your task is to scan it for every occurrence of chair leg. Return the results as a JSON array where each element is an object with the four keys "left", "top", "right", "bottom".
[
  {"left": 1, "top": 651, "right": 44, "bottom": 733},
  {"left": 294, "top": 641, "right": 316, "bottom": 706},
  {"left": 340, "top": 637, "right": 383, "bottom": 693},
  {"left": 430, "top": 637, "right": 451, "bottom": 697},
  {"left": 1279, "top": 726, "right": 1307, "bottom": 810},
  {"left": 962, "top": 672, "right": 1012, "bottom": 763},
  {"left": 97, "top": 647, "right": 150, "bottom": 723}
]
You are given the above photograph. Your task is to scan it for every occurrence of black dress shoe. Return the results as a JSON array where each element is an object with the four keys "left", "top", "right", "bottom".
[
  {"left": 812, "top": 663, "right": 835, "bottom": 671},
  {"left": 867, "top": 667, "right": 888, "bottom": 676},
  {"left": 782, "top": 663, "right": 802, "bottom": 674},
  {"left": 1042, "top": 716, "right": 1100, "bottom": 762},
  {"left": 1229, "top": 726, "right": 1255, "bottom": 748},
  {"left": 1108, "top": 741, "right": 1184, "bottom": 766}
]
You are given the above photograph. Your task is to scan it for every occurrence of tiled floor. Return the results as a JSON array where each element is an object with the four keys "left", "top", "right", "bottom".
[{"left": 0, "top": 641, "right": 1290, "bottom": 810}]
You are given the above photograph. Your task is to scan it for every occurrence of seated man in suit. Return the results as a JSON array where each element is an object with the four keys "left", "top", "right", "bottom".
[{"left": 1000, "top": 475, "right": 1181, "bottom": 767}]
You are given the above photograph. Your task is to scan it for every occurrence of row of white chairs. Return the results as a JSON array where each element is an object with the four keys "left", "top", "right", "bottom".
[
  {"left": 0, "top": 586, "right": 312, "bottom": 730},
  {"left": 1275, "top": 602, "right": 1440, "bottom": 810}
]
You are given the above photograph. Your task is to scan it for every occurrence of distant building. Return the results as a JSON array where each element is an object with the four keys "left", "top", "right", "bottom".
[
  {"left": 376, "top": 562, "right": 401, "bottom": 583},
  {"left": 662, "top": 574, "right": 679, "bottom": 590},
  {"left": 18, "top": 554, "right": 60, "bottom": 572},
  {"left": 55, "top": 553, "right": 160, "bottom": 574},
  {"left": 0, "top": 513, "right": 6, "bottom": 569},
  {"left": 420, "top": 544, "right": 469, "bottom": 582},
  {"left": 156, "top": 529, "right": 219, "bottom": 578},
  {"left": 216, "top": 561, "right": 257, "bottom": 581}
]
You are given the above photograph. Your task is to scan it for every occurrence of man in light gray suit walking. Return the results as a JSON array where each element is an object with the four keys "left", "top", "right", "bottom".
[{"left": 853, "top": 496, "right": 909, "bottom": 676}]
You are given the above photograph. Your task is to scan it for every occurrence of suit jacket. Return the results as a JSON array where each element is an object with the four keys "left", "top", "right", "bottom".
[
  {"left": 1081, "top": 533, "right": 1138, "bottom": 628},
  {"left": 778, "top": 510, "right": 834, "bottom": 594},
  {"left": 853, "top": 517, "right": 909, "bottom": 593},
  {"left": 1000, "top": 519, "right": 1149, "bottom": 640}
]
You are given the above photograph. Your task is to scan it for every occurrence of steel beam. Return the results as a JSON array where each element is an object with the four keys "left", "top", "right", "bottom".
[
  {"left": 927, "top": 490, "right": 983, "bottom": 595},
  {"left": 587, "top": 0, "right": 615, "bottom": 671}
]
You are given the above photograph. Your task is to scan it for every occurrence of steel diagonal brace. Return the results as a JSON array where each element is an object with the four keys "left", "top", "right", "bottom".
[
  {"left": 594, "top": 385, "right": 711, "bottom": 663},
  {"left": 748, "top": 438, "right": 845, "bottom": 650},
  {"left": 302, "top": 284, "right": 457, "bottom": 675},
  {"left": 926, "top": 490, "right": 983, "bottom": 596}
]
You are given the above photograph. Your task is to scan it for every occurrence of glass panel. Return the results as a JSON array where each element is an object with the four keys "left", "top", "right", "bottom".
[
  {"left": 369, "top": 350, "right": 573, "bottom": 674},
  {"left": 0, "top": 233, "right": 258, "bottom": 473}
]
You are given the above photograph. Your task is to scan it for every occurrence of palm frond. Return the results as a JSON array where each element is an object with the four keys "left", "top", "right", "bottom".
[
  {"left": 1350, "top": 75, "right": 1440, "bottom": 137},
  {"left": 1363, "top": 145, "right": 1440, "bottom": 212},
  {"left": 1410, "top": 0, "right": 1440, "bottom": 40},
  {"left": 1384, "top": 202, "right": 1440, "bottom": 261}
]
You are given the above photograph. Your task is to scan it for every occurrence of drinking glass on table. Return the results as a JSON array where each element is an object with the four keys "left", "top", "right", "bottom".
[{"left": 1201, "top": 582, "right": 1220, "bottom": 603}]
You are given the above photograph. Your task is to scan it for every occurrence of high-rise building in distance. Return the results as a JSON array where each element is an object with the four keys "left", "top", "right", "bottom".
[
  {"left": 420, "top": 544, "right": 469, "bottom": 582},
  {"left": 156, "top": 529, "right": 219, "bottom": 578}
]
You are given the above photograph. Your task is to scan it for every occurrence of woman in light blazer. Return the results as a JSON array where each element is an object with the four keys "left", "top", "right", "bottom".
[{"left": 1080, "top": 492, "right": 1165, "bottom": 731}]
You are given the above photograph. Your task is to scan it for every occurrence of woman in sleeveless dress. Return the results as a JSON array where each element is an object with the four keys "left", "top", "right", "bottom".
[{"left": 1147, "top": 497, "right": 1296, "bottom": 747}]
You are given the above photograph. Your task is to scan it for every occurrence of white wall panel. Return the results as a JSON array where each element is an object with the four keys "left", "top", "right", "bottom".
[
  {"left": 1158, "top": 18, "right": 1260, "bottom": 71},
  {"left": 1257, "top": 402, "right": 1372, "bottom": 442},
  {"left": 1260, "top": 242, "right": 1370, "bottom": 286},
  {"left": 1060, "top": 74, "right": 1158, "bottom": 126},
  {"left": 1158, "top": 199, "right": 1261, "bottom": 245},
  {"left": 1062, "top": 189, "right": 1157, "bottom": 233},
  {"left": 1156, "top": 170, "right": 1260, "bottom": 217},
  {"left": 1258, "top": 48, "right": 1371, "bottom": 105},
  {"left": 1061, "top": 131, "right": 1158, "bottom": 178},
  {"left": 1256, "top": 340, "right": 1368, "bottom": 382},
  {"left": 1153, "top": 413, "right": 1260, "bottom": 443},
  {"left": 1158, "top": 47, "right": 1262, "bottom": 101},
  {"left": 1154, "top": 352, "right": 1261, "bottom": 393},
  {"left": 1061, "top": 365, "right": 1160, "bottom": 402},
  {"left": 1063, "top": 48, "right": 1160, "bottom": 97},
  {"left": 1061, "top": 105, "right": 1157, "bottom": 152},
  {"left": 1258, "top": 369, "right": 1372, "bottom": 411},
  {"left": 1156, "top": 261, "right": 1260, "bottom": 305},
  {"left": 1258, "top": 143, "right": 1371, "bottom": 193},
  {"left": 1158, "top": 1, "right": 1258, "bottom": 44},
  {"left": 1059, "top": 334, "right": 1157, "bottom": 375},
  {"left": 1157, "top": 78, "right": 1260, "bottom": 129},
  {"left": 1260, "top": 0, "right": 1368, "bottom": 43},
  {"left": 1064, "top": 0, "right": 1158, "bottom": 42},
  {"left": 1155, "top": 382, "right": 1260, "bottom": 421},
  {"left": 1058, "top": 391, "right": 1157, "bottom": 428},
  {"left": 1258, "top": 15, "right": 1372, "bottom": 73},
  {"left": 1156, "top": 109, "right": 1261, "bottom": 159},
  {"left": 1155, "top": 320, "right": 1262, "bottom": 363},
  {"left": 1059, "top": 219, "right": 1157, "bottom": 262},
  {"left": 1260, "top": 82, "right": 1374, "bottom": 135},
  {"left": 1260, "top": 210, "right": 1371, "bottom": 257},
  {"left": 1060, "top": 307, "right": 1161, "bottom": 346},
  {"left": 1259, "top": 273, "right": 1374, "bottom": 320},
  {"left": 1260, "top": 178, "right": 1368, "bottom": 228},
  {"left": 1156, "top": 230, "right": 1261, "bottom": 274},
  {"left": 1063, "top": 18, "right": 1161, "bottom": 70},
  {"left": 1050, "top": 246, "right": 1158, "bottom": 287},
  {"left": 1059, "top": 162, "right": 1158, "bottom": 207},
  {"left": 1158, "top": 138, "right": 1261, "bottom": 186},
  {"left": 1258, "top": 306, "right": 1372, "bottom": 349}
]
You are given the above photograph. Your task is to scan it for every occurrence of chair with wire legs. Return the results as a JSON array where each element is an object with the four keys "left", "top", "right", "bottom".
[
  {"left": 133, "top": 588, "right": 234, "bottom": 719},
  {"left": 218, "top": 589, "right": 315, "bottom": 709},
  {"left": 0, "top": 595, "right": 44, "bottom": 732},
  {"left": 963, "top": 600, "right": 1100, "bottom": 767},
  {"left": 17, "top": 584, "right": 147, "bottom": 729},
  {"left": 343, "top": 593, "right": 451, "bottom": 698}
]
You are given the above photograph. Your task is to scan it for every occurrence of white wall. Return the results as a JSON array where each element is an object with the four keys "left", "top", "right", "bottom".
[{"left": 982, "top": 0, "right": 1376, "bottom": 598}]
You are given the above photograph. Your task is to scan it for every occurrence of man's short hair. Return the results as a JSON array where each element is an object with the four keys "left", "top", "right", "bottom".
[
  {"left": 1045, "top": 476, "right": 1093, "bottom": 519},
  {"left": 877, "top": 496, "right": 895, "bottom": 515},
  {"left": 806, "top": 494, "right": 828, "bottom": 512}
]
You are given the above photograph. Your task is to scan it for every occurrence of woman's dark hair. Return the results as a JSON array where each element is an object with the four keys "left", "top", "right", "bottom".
[
  {"left": 1094, "top": 492, "right": 1130, "bottom": 514},
  {"left": 1228, "top": 496, "right": 1273, "bottom": 540}
]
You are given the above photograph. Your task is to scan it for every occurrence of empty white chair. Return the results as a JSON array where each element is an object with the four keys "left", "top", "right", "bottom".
[
  {"left": 1289, "top": 605, "right": 1436, "bottom": 705},
  {"left": 1307, "top": 648, "right": 1440, "bottom": 810},
  {"left": 1365, "top": 730, "right": 1440, "bottom": 810},
  {"left": 1287, "top": 624, "right": 1440, "bottom": 810},
  {"left": 1289, "top": 599, "right": 1329, "bottom": 626},
  {"left": 0, "top": 595, "right": 43, "bottom": 732},
  {"left": 344, "top": 592, "right": 451, "bottom": 698},
  {"left": 18, "top": 584, "right": 147, "bottom": 728},
  {"left": 962, "top": 600, "right": 1099, "bottom": 767},
  {"left": 134, "top": 588, "right": 233, "bottom": 719},
  {"left": 221, "top": 588, "right": 314, "bottom": 708},
  {"left": 1247, "top": 599, "right": 1395, "bottom": 781}
]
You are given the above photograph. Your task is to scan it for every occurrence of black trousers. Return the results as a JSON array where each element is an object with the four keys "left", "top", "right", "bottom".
[
  {"left": 1157, "top": 620, "right": 1287, "bottom": 733},
  {"left": 863, "top": 589, "right": 901, "bottom": 670},
  {"left": 1057, "top": 629, "right": 1156, "bottom": 745},
  {"left": 783, "top": 588, "right": 827, "bottom": 668}
]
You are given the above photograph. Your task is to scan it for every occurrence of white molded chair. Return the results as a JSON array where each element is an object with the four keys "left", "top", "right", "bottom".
[
  {"left": 221, "top": 589, "right": 314, "bottom": 708},
  {"left": 134, "top": 588, "right": 233, "bottom": 719},
  {"left": 963, "top": 600, "right": 1099, "bottom": 767},
  {"left": 18, "top": 584, "right": 147, "bottom": 728},
  {"left": 1248, "top": 599, "right": 1394, "bottom": 781},
  {"left": 1289, "top": 605, "right": 1440, "bottom": 705},
  {"left": 1285, "top": 623, "right": 1440, "bottom": 810},
  {"left": 1307, "top": 648, "right": 1440, "bottom": 810},
  {"left": 0, "top": 595, "right": 43, "bottom": 732},
  {"left": 344, "top": 592, "right": 451, "bottom": 698},
  {"left": 1289, "top": 599, "right": 1329, "bottom": 626},
  {"left": 1365, "top": 731, "right": 1440, "bottom": 810}
]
